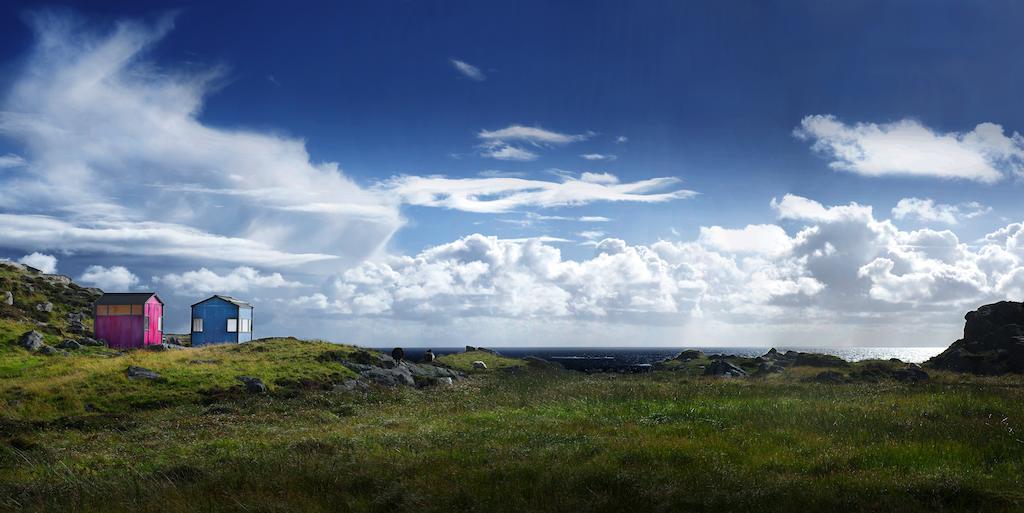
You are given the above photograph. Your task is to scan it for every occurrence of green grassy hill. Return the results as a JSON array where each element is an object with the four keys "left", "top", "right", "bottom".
[{"left": 0, "top": 261, "right": 101, "bottom": 347}]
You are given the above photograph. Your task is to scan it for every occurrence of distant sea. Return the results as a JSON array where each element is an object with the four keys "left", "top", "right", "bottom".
[{"left": 371, "top": 346, "right": 946, "bottom": 365}]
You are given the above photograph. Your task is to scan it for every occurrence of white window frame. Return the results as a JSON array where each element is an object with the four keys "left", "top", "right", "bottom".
[
  {"left": 158, "top": 317, "right": 163, "bottom": 332},
  {"left": 192, "top": 318, "right": 203, "bottom": 332},
  {"left": 227, "top": 318, "right": 238, "bottom": 333}
]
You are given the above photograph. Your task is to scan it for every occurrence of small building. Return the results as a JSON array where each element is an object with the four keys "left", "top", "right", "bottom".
[
  {"left": 190, "top": 295, "right": 254, "bottom": 346},
  {"left": 94, "top": 292, "right": 164, "bottom": 349}
]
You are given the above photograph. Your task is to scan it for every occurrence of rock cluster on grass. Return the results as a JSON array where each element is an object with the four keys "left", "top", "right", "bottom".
[
  {"left": 465, "top": 346, "right": 499, "bottom": 355},
  {"left": 335, "top": 349, "right": 465, "bottom": 388},
  {"left": 126, "top": 366, "right": 162, "bottom": 380},
  {"left": 236, "top": 376, "right": 267, "bottom": 394},
  {"left": 703, "top": 360, "right": 746, "bottom": 377},
  {"left": 17, "top": 330, "right": 63, "bottom": 356},
  {"left": 927, "top": 301, "right": 1024, "bottom": 375}
]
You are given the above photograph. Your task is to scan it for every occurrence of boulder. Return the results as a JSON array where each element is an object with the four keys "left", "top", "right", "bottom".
[
  {"left": 927, "top": 301, "right": 1024, "bottom": 374},
  {"left": 703, "top": 360, "right": 746, "bottom": 377},
  {"left": 762, "top": 348, "right": 782, "bottom": 360},
  {"left": 236, "top": 376, "right": 267, "bottom": 394},
  {"left": 35, "top": 302, "right": 53, "bottom": 313},
  {"left": 673, "top": 349, "right": 705, "bottom": 361},
  {"left": 892, "top": 364, "right": 929, "bottom": 383},
  {"left": 37, "top": 345, "right": 63, "bottom": 356},
  {"left": 472, "top": 360, "right": 488, "bottom": 370},
  {"left": 18, "top": 330, "right": 45, "bottom": 352},
  {"left": 2, "top": 291, "right": 12, "bottom": 306},
  {"left": 56, "top": 339, "right": 82, "bottom": 350},
  {"left": 351, "top": 364, "right": 415, "bottom": 387},
  {"left": 77, "top": 337, "right": 105, "bottom": 347},
  {"left": 126, "top": 366, "right": 162, "bottom": 380},
  {"left": 67, "top": 320, "right": 87, "bottom": 334},
  {"left": 813, "top": 371, "right": 845, "bottom": 384}
]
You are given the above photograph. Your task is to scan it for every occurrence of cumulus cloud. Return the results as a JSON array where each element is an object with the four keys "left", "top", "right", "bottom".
[
  {"left": 79, "top": 265, "right": 140, "bottom": 291},
  {"left": 892, "top": 198, "right": 991, "bottom": 225},
  {"left": 0, "top": 153, "right": 26, "bottom": 168},
  {"left": 17, "top": 252, "right": 57, "bottom": 273},
  {"left": 795, "top": 115, "right": 1024, "bottom": 182},
  {"left": 0, "top": 12, "right": 400, "bottom": 269},
  {"left": 449, "top": 58, "right": 485, "bottom": 81},
  {"left": 155, "top": 266, "right": 304, "bottom": 295},
  {"left": 381, "top": 172, "right": 696, "bottom": 213},
  {"left": 698, "top": 224, "right": 794, "bottom": 257}
]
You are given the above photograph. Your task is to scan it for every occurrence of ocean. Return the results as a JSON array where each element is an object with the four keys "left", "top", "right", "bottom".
[{"left": 372, "top": 346, "right": 946, "bottom": 366}]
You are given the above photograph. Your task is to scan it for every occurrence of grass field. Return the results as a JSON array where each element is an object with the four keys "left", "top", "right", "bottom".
[{"left": 3, "top": 338, "right": 1024, "bottom": 512}]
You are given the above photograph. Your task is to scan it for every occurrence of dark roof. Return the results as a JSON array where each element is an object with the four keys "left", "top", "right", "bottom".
[
  {"left": 191, "top": 295, "right": 253, "bottom": 308},
  {"left": 95, "top": 292, "right": 163, "bottom": 305}
]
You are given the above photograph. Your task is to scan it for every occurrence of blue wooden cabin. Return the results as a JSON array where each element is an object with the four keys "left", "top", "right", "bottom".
[{"left": 190, "top": 295, "right": 253, "bottom": 346}]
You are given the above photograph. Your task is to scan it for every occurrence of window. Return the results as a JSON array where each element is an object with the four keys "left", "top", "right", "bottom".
[
  {"left": 192, "top": 318, "right": 203, "bottom": 332},
  {"left": 97, "top": 305, "right": 109, "bottom": 315},
  {"left": 239, "top": 319, "right": 251, "bottom": 333},
  {"left": 108, "top": 305, "right": 132, "bottom": 316},
  {"left": 144, "top": 317, "right": 150, "bottom": 332},
  {"left": 131, "top": 304, "right": 142, "bottom": 315},
  {"left": 158, "top": 317, "right": 162, "bottom": 331},
  {"left": 227, "top": 318, "right": 238, "bottom": 333}
]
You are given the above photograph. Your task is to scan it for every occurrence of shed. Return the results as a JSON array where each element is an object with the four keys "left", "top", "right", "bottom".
[
  {"left": 191, "top": 295, "right": 254, "bottom": 346},
  {"left": 94, "top": 292, "right": 164, "bottom": 349}
]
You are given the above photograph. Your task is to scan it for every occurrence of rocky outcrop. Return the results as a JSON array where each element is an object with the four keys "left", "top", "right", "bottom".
[
  {"left": 466, "top": 346, "right": 499, "bottom": 355},
  {"left": 126, "top": 366, "right": 162, "bottom": 380},
  {"left": 236, "top": 376, "right": 268, "bottom": 394},
  {"left": 56, "top": 339, "right": 82, "bottom": 350},
  {"left": 672, "top": 349, "right": 705, "bottom": 361},
  {"left": 338, "top": 350, "right": 464, "bottom": 387},
  {"left": 927, "top": 301, "right": 1024, "bottom": 375},
  {"left": 18, "top": 330, "right": 45, "bottom": 352},
  {"left": 703, "top": 360, "right": 746, "bottom": 377}
]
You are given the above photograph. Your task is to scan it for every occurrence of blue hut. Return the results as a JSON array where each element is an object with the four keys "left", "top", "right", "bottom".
[{"left": 190, "top": 295, "right": 254, "bottom": 346}]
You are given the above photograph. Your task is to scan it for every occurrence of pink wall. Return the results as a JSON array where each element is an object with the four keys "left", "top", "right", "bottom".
[
  {"left": 94, "top": 297, "right": 163, "bottom": 349},
  {"left": 144, "top": 297, "right": 163, "bottom": 345}
]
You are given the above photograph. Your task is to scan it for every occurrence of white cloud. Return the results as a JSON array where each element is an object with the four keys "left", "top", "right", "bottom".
[
  {"left": 698, "top": 224, "right": 794, "bottom": 257},
  {"left": 795, "top": 115, "right": 1024, "bottom": 182},
  {"left": 479, "top": 144, "right": 537, "bottom": 161},
  {"left": 17, "top": 252, "right": 57, "bottom": 273},
  {"left": 0, "top": 153, "right": 26, "bottom": 168},
  {"left": 615, "top": 136, "right": 628, "bottom": 144},
  {"left": 580, "top": 153, "right": 617, "bottom": 161},
  {"left": 0, "top": 12, "right": 400, "bottom": 269},
  {"left": 579, "top": 216, "right": 611, "bottom": 222},
  {"left": 449, "top": 58, "right": 485, "bottom": 81},
  {"left": 476, "top": 125, "right": 588, "bottom": 161},
  {"left": 79, "top": 265, "right": 139, "bottom": 291},
  {"left": 892, "top": 197, "right": 991, "bottom": 225},
  {"left": 381, "top": 173, "right": 696, "bottom": 213},
  {"left": 155, "top": 266, "right": 304, "bottom": 295}
]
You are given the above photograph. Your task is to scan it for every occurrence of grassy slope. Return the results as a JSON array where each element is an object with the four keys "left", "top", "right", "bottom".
[
  {"left": 0, "top": 338, "right": 358, "bottom": 421},
  {"left": 435, "top": 350, "right": 527, "bottom": 373},
  {"left": 2, "top": 338, "right": 1024, "bottom": 512}
]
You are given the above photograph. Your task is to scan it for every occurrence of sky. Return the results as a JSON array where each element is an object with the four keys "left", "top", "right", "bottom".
[{"left": 1, "top": 1, "right": 1024, "bottom": 347}]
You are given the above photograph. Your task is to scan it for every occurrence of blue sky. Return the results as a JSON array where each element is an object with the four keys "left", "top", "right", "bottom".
[{"left": 1, "top": 1, "right": 1024, "bottom": 347}]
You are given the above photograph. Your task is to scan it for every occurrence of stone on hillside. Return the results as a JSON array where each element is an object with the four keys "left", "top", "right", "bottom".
[
  {"left": 77, "top": 337, "right": 104, "bottom": 347},
  {"left": 56, "top": 339, "right": 82, "bottom": 350},
  {"left": 355, "top": 365, "right": 415, "bottom": 387},
  {"left": 703, "top": 360, "right": 746, "bottom": 377},
  {"left": 35, "top": 302, "right": 53, "bottom": 313},
  {"left": 465, "top": 345, "right": 477, "bottom": 352},
  {"left": 126, "top": 366, "right": 162, "bottom": 380},
  {"left": 813, "top": 371, "right": 845, "bottom": 384},
  {"left": 927, "top": 301, "right": 1024, "bottom": 375},
  {"left": 892, "top": 364, "right": 929, "bottom": 383},
  {"left": 37, "top": 345, "right": 63, "bottom": 356},
  {"left": 18, "top": 330, "right": 45, "bottom": 352},
  {"left": 472, "top": 360, "right": 488, "bottom": 370},
  {"left": 3, "top": 291, "right": 12, "bottom": 306},
  {"left": 236, "top": 376, "right": 267, "bottom": 394},
  {"left": 673, "top": 349, "right": 705, "bottom": 361}
]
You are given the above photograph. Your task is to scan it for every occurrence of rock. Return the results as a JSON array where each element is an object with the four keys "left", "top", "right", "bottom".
[
  {"left": 42, "top": 274, "right": 72, "bottom": 286},
  {"left": 673, "top": 349, "right": 705, "bottom": 361},
  {"left": 892, "top": 364, "right": 929, "bottom": 383},
  {"left": 391, "top": 347, "right": 405, "bottom": 361},
  {"left": 703, "top": 360, "right": 747, "bottom": 377},
  {"left": 236, "top": 376, "right": 267, "bottom": 394},
  {"left": 754, "top": 362, "right": 784, "bottom": 375},
  {"left": 792, "top": 352, "right": 849, "bottom": 368},
  {"left": 333, "top": 378, "right": 369, "bottom": 392},
  {"left": 345, "top": 350, "right": 398, "bottom": 369},
  {"left": 56, "top": 339, "right": 81, "bottom": 350},
  {"left": 35, "top": 302, "right": 53, "bottom": 313},
  {"left": 465, "top": 345, "right": 477, "bottom": 352},
  {"left": 352, "top": 365, "right": 415, "bottom": 387},
  {"left": 37, "top": 345, "right": 64, "bottom": 356},
  {"left": 762, "top": 348, "right": 782, "bottom": 360},
  {"left": 813, "top": 371, "right": 845, "bottom": 384},
  {"left": 2, "top": 291, "right": 12, "bottom": 306},
  {"left": 472, "top": 360, "right": 488, "bottom": 370},
  {"left": 927, "top": 301, "right": 1024, "bottom": 375},
  {"left": 420, "top": 349, "right": 435, "bottom": 363},
  {"left": 67, "top": 320, "right": 87, "bottom": 334},
  {"left": 77, "top": 337, "right": 105, "bottom": 347},
  {"left": 18, "top": 330, "right": 45, "bottom": 352},
  {"left": 126, "top": 366, "right": 162, "bottom": 380}
]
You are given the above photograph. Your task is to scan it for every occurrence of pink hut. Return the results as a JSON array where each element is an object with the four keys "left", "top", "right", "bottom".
[{"left": 94, "top": 293, "right": 164, "bottom": 349}]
